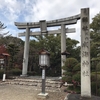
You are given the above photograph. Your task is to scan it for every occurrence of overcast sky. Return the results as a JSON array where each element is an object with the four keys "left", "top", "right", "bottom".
[{"left": 0, "top": 0, "right": 100, "bottom": 43}]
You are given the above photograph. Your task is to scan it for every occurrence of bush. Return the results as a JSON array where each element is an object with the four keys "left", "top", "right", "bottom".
[
  {"left": 72, "top": 73, "right": 80, "bottom": 83},
  {"left": 62, "top": 76, "right": 67, "bottom": 82},
  {"left": 97, "top": 82, "right": 100, "bottom": 88},
  {"left": 10, "top": 68, "right": 22, "bottom": 76},
  {"left": 91, "top": 82, "right": 96, "bottom": 95},
  {"left": 97, "top": 74, "right": 100, "bottom": 82},
  {"left": 62, "top": 76, "right": 72, "bottom": 83},
  {"left": 67, "top": 85, "right": 80, "bottom": 94},
  {"left": 63, "top": 58, "right": 78, "bottom": 71},
  {"left": 63, "top": 72, "right": 73, "bottom": 76},
  {"left": 0, "top": 70, "right": 4, "bottom": 79},
  {"left": 67, "top": 85, "right": 74, "bottom": 91},
  {"left": 27, "top": 71, "right": 36, "bottom": 76},
  {"left": 97, "top": 62, "right": 100, "bottom": 71},
  {"left": 74, "top": 86, "right": 80, "bottom": 94},
  {"left": 73, "top": 63, "right": 80, "bottom": 72},
  {"left": 91, "top": 72, "right": 100, "bottom": 82},
  {"left": 91, "top": 73, "right": 96, "bottom": 82},
  {"left": 62, "top": 58, "right": 79, "bottom": 84},
  {"left": 97, "top": 88, "right": 100, "bottom": 96}
]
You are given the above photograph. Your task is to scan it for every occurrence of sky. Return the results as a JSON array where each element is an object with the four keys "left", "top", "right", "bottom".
[{"left": 0, "top": 0, "right": 100, "bottom": 43}]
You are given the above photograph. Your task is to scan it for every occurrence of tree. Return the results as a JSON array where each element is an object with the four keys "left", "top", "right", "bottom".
[
  {"left": 29, "top": 34, "right": 61, "bottom": 76},
  {"left": 62, "top": 58, "right": 79, "bottom": 82},
  {"left": 0, "top": 21, "right": 10, "bottom": 38},
  {"left": 90, "top": 12, "right": 100, "bottom": 96},
  {"left": 29, "top": 34, "right": 80, "bottom": 76},
  {"left": 90, "top": 13, "right": 100, "bottom": 59},
  {"left": 66, "top": 38, "right": 80, "bottom": 61},
  {"left": 62, "top": 57, "right": 81, "bottom": 93},
  {"left": 7, "top": 43, "right": 20, "bottom": 69}
]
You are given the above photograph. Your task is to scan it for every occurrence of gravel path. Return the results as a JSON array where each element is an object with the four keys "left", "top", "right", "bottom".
[{"left": 0, "top": 84, "right": 67, "bottom": 100}]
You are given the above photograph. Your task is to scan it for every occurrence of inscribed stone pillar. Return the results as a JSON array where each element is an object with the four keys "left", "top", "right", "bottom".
[
  {"left": 61, "top": 24, "right": 66, "bottom": 76},
  {"left": 81, "top": 8, "right": 91, "bottom": 98},
  {"left": 22, "top": 27, "right": 30, "bottom": 76}
]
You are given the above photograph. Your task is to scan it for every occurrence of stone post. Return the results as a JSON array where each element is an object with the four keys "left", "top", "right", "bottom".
[
  {"left": 81, "top": 8, "right": 91, "bottom": 98},
  {"left": 22, "top": 27, "right": 30, "bottom": 76},
  {"left": 61, "top": 24, "right": 66, "bottom": 76}
]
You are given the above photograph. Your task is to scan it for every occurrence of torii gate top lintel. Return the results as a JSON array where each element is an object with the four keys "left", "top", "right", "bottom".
[{"left": 15, "top": 14, "right": 80, "bottom": 29}]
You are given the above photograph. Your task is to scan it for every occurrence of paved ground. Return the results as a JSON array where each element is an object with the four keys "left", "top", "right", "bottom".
[
  {"left": 1, "top": 80, "right": 100, "bottom": 100},
  {"left": 0, "top": 83, "right": 67, "bottom": 100},
  {"left": 3, "top": 76, "right": 100, "bottom": 100},
  {"left": 66, "top": 94, "right": 100, "bottom": 100}
]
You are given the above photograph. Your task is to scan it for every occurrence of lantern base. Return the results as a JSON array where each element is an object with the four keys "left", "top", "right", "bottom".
[
  {"left": 38, "top": 93, "right": 49, "bottom": 99},
  {"left": 2, "top": 74, "right": 6, "bottom": 82}
]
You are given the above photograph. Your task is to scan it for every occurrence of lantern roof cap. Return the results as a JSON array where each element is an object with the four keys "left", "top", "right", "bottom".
[
  {"left": 39, "top": 49, "right": 50, "bottom": 55},
  {"left": 61, "top": 50, "right": 70, "bottom": 55},
  {"left": 0, "top": 53, "right": 10, "bottom": 56}
]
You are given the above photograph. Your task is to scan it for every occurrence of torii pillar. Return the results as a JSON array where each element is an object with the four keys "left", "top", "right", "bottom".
[
  {"left": 61, "top": 24, "right": 66, "bottom": 76},
  {"left": 21, "top": 27, "right": 30, "bottom": 76}
]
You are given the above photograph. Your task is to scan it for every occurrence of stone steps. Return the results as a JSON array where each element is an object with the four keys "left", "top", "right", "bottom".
[{"left": 2, "top": 78, "right": 61, "bottom": 89}]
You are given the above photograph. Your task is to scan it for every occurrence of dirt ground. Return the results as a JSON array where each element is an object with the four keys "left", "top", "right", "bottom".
[{"left": 0, "top": 84, "right": 67, "bottom": 100}]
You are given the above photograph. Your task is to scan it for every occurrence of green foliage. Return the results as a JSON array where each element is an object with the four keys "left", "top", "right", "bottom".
[
  {"left": 74, "top": 86, "right": 80, "bottom": 94},
  {"left": 67, "top": 85, "right": 80, "bottom": 94},
  {"left": 29, "top": 34, "right": 80, "bottom": 76},
  {"left": 91, "top": 81, "right": 100, "bottom": 96},
  {"left": 73, "top": 63, "right": 80, "bottom": 72},
  {"left": 0, "top": 70, "right": 4, "bottom": 79},
  {"left": 63, "top": 71, "right": 73, "bottom": 76},
  {"left": 90, "top": 12, "right": 100, "bottom": 96},
  {"left": 91, "top": 73, "right": 96, "bottom": 82},
  {"left": 0, "top": 30, "right": 80, "bottom": 77},
  {"left": 62, "top": 76, "right": 72, "bottom": 83},
  {"left": 62, "top": 58, "right": 79, "bottom": 82},
  {"left": 27, "top": 71, "right": 37, "bottom": 76},
  {"left": 63, "top": 58, "right": 78, "bottom": 72},
  {"left": 96, "top": 62, "right": 100, "bottom": 71},
  {"left": 10, "top": 68, "right": 22, "bottom": 76},
  {"left": 67, "top": 86, "right": 74, "bottom": 91},
  {"left": 72, "top": 73, "right": 80, "bottom": 82},
  {"left": 66, "top": 38, "right": 80, "bottom": 61},
  {"left": 0, "top": 21, "right": 9, "bottom": 38},
  {"left": 62, "top": 57, "right": 80, "bottom": 93},
  {"left": 90, "top": 13, "right": 100, "bottom": 33},
  {"left": 97, "top": 81, "right": 100, "bottom": 88},
  {"left": 7, "top": 43, "right": 19, "bottom": 55},
  {"left": 90, "top": 13, "right": 100, "bottom": 59},
  {"left": 91, "top": 72, "right": 100, "bottom": 81},
  {"left": 30, "top": 35, "right": 61, "bottom": 76},
  {"left": 91, "top": 72, "right": 100, "bottom": 95},
  {"left": 7, "top": 43, "right": 20, "bottom": 69},
  {"left": 62, "top": 76, "right": 68, "bottom": 82},
  {"left": 91, "top": 82, "right": 96, "bottom": 95},
  {"left": 97, "top": 88, "right": 100, "bottom": 96}
]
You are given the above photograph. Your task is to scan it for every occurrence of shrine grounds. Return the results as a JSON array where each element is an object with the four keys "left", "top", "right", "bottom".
[
  {"left": 0, "top": 77, "right": 100, "bottom": 100},
  {"left": 0, "top": 78, "right": 67, "bottom": 100}
]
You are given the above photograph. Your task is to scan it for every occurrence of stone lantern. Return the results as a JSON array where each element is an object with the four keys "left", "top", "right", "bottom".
[
  {"left": 39, "top": 49, "right": 50, "bottom": 68},
  {"left": 38, "top": 49, "right": 50, "bottom": 98}
]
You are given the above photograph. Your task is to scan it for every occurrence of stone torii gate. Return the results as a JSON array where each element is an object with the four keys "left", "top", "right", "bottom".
[
  {"left": 15, "top": 14, "right": 80, "bottom": 77},
  {"left": 15, "top": 8, "right": 91, "bottom": 98}
]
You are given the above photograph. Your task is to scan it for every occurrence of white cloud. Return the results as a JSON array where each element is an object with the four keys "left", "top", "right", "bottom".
[{"left": 0, "top": 0, "right": 100, "bottom": 42}]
